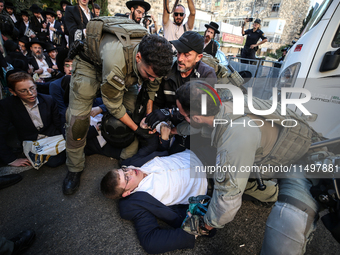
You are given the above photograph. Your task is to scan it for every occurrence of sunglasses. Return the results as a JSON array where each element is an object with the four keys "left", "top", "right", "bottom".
[{"left": 174, "top": 12, "right": 184, "bottom": 17}]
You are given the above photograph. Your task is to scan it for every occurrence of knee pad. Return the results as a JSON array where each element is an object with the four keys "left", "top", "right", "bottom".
[{"left": 66, "top": 115, "right": 90, "bottom": 149}]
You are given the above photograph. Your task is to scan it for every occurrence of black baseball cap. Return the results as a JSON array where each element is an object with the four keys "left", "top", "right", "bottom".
[{"left": 170, "top": 31, "right": 204, "bottom": 54}]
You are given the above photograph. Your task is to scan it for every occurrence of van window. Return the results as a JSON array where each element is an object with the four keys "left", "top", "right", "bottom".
[
  {"left": 332, "top": 25, "right": 340, "bottom": 47},
  {"left": 302, "top": 0, "right": 333, "bottom": 36}
]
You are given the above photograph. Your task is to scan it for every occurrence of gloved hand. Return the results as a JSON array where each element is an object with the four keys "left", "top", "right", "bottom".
[
  {"left": 181, "top": 214, "right": 211, "bottom": 236},
  {"left": 145, "top": 109, "right": 171, "bottom": 130},
  {"left": 134, "top": 127, "right": 155, "bottom": 139}
]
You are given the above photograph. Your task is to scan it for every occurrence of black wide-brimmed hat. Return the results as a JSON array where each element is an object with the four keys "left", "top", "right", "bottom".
[
  {"left": 4, "top": 40, "right": 20, "bottom": 53},
  {"left": 30, "top": 4, "right": 43, "bottom": 13},
  {"left": 19, "top": 36, "right": 29, "bottom": 45},
  {"left": 126, "top": 0, "right": 151, "bottom": 12},
  {"left": 5, "top": 1, "right": 14, "bottom": 9},
  {"left": 254, "top": 19, "right": 261, "bottom": 25},
  {"left": 45, "top": 43, "right": 57, "bottom": 52},
  {"left": 20, "top": 10, "right": 30, "bottom": 17},
  {"left": 27, "top": 38, "right": 46, "bottom": 49},
  {"left": 205, "top": 21, "right": 220, "bottom": 34},
  {"left": 60, "top": 1, "right": 72, "bottom": 9},
  {"left": 170, "top": 31, "right": 204, "bottom": 54},
  {"left": 44, "top": 8, "right": 57, "bottom": 17}
]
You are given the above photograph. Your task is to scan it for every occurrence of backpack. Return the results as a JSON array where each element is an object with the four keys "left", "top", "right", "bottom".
[
  {"left": 201, "top": 52, "right": 246, "bottom": 99},
  {"left": 201, "top": 52, "right": 244, "bottom": 87},
  {"left": 85, "top": 16, "right": 148, "bottom": 74}
]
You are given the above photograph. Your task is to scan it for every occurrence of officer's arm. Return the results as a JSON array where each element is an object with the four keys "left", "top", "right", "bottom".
[
  {"left": 241, "top": 18, "right": 248, "bottom": 36},
  {"left": 146, "top": 99, "right": 153, "bottom": 115},
  {"left": 163, "top": 0, "right": 170, "bottom": 25},
  {"left": 256, "top": 37, "right": 268, "bottom": 47},
  {"left": 120, "top": 113, "right": 138, "bottom": 131},
  {"left": 204, "top": 119, "right": 261, "bottom": 228},
  {"left": 187, "top": 0, "right": 196, "bottom": 30}
]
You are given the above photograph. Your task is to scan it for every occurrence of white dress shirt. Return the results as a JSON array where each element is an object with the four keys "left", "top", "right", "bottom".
[{"left": 133, "top": 150, "right": 207, "bottom": 206}]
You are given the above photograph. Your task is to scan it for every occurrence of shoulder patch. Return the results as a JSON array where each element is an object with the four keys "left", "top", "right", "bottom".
[{"left": 112, "top": 75, "right": 125, "bottom": 85}]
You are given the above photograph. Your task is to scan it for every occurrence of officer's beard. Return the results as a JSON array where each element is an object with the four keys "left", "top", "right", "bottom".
[
  {"left": 32, "top": 51, "right": 44, "bottom": 60},
  {"left": 177, "top": 61, "right": 195, "bottom": 73}
]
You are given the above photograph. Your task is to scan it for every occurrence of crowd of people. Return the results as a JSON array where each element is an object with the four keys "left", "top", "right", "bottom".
[{"left": 0, "top": 1, "right": 328, "bottom": 255}]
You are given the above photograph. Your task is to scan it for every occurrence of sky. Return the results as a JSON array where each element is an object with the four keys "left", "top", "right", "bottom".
[{"left": 311, "top": 0, "right": 323, "bottom": 7}]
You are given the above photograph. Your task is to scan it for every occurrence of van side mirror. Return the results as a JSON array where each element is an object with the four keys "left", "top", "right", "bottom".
[{"left": 319, "top": 48, "right": 340, "bottom": 72}]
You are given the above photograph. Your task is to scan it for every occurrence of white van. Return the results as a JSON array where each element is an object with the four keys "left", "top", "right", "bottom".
[{"left": 277, "top": 0, "right": 340, "bottom": 139}]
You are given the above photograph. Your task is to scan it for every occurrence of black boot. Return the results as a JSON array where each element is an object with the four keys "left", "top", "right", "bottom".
[
  {"left": 10, "top": 229, "right": 35, "bottom": 255},
  {"left": 62, "top": 171, "right": 83, "bottom": 195},
  {"left": 0, "top": 174, "right": 23, "bottom": 190}
]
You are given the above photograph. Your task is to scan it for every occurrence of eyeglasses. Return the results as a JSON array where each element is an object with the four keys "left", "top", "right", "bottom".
[
  {"left": 17, "top": 86, "right": 37, "bottom": 95},
  {"left": 174, "top": 12, "right": 184, "bottom": 17},
  {"left": 122, "top": 167, "right": 131, "bottom": 192},
  {"left": 135, "top": 9, "right": 145, "bottom": 16}
]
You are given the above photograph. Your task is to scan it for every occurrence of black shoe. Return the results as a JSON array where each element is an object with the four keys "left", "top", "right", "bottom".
[
  {"left": 243, "top": 194, "right": 275, "bottom": 208},
  {"left": 0, "top": 174, "right": 23, "bottom": 190},
  {"left": 62, "top": 171, "right": 83, "bottom": 195},
  {"left": 10, "top": 229, "right": 35, "bottom": 255}
]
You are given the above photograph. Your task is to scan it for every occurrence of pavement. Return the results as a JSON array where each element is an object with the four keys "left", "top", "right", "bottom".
[{"left": 1, "top": 154, "right": 340, "bottom": 255}]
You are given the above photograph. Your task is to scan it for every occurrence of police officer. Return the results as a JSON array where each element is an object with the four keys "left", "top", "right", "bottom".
[
  {"left": 63, "top": 18, "right": 173, "bottom": 195},
  {"left": 175, "top": 80, "right": 321, "bottom": 254},
  {"left": 241, "top": 18, "right": 267, "bottom": 63}
]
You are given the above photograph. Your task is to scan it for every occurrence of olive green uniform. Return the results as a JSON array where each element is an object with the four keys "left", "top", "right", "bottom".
[
  {"left": 177, "top": 103, "right": 319, "bottom": 254},
  {"left": 66, "top": 33, "right": 160, "bottom": 173}
]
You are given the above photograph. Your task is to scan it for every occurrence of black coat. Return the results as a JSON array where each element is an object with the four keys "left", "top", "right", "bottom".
[
  {"left": 0, "top": 94, "right": 62, "bottom": 164},
  {"left": 119, "top": 192, "right": 195, "bottom": 254},
  {"left": 28, "top": 54, "right": 54, "bottom": 72},
  {"left": 47, "top": 20, "right": 67, "bottom": 49},
  {"left": 154, "top": 60, "right": 217, "bottom": 109},
  {"left": 31, "top": 15, "right": 49, "bottom": 42},
  {"left": 17, "top": 20, "right": 34, "bottom": 38},
  {"left": 203, "top": 39, "right": 218, "bottom": 58},
  {"left": 64, "top": 5, "right": 94, "bottom": 46}
]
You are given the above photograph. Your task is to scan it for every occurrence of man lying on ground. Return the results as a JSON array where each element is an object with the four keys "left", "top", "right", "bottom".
[{"left": 101, "top": 150, "right": 207, "bottom": 254}]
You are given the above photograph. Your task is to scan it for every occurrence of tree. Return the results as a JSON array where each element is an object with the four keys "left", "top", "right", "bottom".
[
  {"left": 299, "top": 6, "right": 314, "bottom": 35},
  {"left": 94, "top": 0, "right": 109, "bottom": 16}
]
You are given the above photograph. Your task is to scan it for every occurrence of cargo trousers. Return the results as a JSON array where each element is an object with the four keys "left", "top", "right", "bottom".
[{"left": 66, "top": 56, "right": 139, "bottom": 173}]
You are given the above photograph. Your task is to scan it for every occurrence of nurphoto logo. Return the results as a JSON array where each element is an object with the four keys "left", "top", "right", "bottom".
[{"left": 200, "top": 84, "right": 312, "bottom": 128}]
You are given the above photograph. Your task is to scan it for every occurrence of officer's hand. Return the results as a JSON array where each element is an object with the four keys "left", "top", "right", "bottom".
[
  {"left": 204, "top": 222, "right": 214, "bottom": 231},
  {"left": 145, "top": 109, "right": 171, "bottom": 130},
  {"left": 250, "top": 44, "right": 257, "bottom": 49},
  {"left": 90, "top": 106, "right": 103, "bottom": 117},
  {"left": 134, "top": 127, "right": 155, "bottom": 139}
]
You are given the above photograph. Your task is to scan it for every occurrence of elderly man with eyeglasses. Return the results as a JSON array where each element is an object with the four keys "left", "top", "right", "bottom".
[
  {"left": 162, "top": 0, "right": 196, "bottom": 43},
  {"left": 101, "top": 149, "right": 207, "bottom": 253},
  {"left": 0, "top": 72, "right": 65, "bottom": 167}
]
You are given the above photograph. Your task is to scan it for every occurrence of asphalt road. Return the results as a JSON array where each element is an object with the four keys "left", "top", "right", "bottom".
[{"left": 1, "top": 154, "right": 339, "bottom": 255}]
